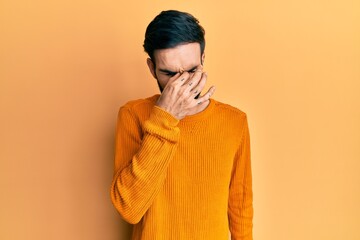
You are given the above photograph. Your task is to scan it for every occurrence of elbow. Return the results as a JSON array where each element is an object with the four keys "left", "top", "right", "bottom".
[
  {"left": 113, "top": 202, "right": 143, "bottom": 224},
  {"left": 121, "top": 211, "right": 142, "bottom": 224},
  {"left": 110, "top": 189, "right": 143, "bottom": 224}
]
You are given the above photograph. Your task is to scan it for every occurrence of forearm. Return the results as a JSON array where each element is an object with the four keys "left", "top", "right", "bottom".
[{"left": 110, "top": 106, "right": 180, "bottom": 224}]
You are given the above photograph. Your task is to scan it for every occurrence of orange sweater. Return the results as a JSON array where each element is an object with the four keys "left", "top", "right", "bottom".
[{"left": 110, "top": 94, "right": 253, "bottom": 240}]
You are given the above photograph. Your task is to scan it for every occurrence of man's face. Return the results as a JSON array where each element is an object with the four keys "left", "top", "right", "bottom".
[{"left": 147, "top": 42, "right": 205, "bottom": 92}]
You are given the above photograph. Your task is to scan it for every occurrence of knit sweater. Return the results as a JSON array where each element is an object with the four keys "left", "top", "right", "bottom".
[{"left": 110, "top": 94, "right": 253, "bottom": 240}]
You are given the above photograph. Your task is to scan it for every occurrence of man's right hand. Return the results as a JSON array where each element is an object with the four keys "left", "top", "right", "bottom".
[{"left": 156, "top": 67, "right": 216, "bottom": 120}]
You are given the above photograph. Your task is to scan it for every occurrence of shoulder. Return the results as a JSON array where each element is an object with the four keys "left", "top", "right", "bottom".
[
  {"left": 210, "top": 98, "right": 250, "bottom": 143},
  {"left": 117, "top": 94, "right": 159, "bottom": 120},
  {"left": 211, "top": 98, "right": 248, "bottom": 121},
  {"left": 121, "top": 95, "right": 158, "bottom": 111}
]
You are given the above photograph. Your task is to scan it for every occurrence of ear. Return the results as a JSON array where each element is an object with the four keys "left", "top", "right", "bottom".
[
  {"left": 201, "top": 52, "right": 205, "bottom": 65},
  {"left": 146, "top": 58, "right": 157, "bottom": 79}
]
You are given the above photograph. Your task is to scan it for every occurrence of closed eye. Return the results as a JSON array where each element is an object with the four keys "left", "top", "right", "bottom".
[
  {"left": 160, "top": 66, "right": 199, "bottom": 77},
  {"left": 165, "top": 72, "right": 176, "bottom": 77}
]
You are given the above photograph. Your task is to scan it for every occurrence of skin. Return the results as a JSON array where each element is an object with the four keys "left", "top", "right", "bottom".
[{"left": 146, "top": 42, "right": 216, "bottom": 120}]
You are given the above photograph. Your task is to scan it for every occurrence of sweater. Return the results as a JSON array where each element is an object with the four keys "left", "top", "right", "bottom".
[{"left": 110, "top": 94, "right": 253, "bottom": 240}]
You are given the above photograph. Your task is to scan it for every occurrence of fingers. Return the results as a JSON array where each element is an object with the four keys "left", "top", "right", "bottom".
[
  {"left": 165, "top": 71, "right": 190, "bottom": 90},
  {"left": 190, "top": 72, "right": 207, "bottom": 96},
  {"left": 196, "top": 86, "right": 216, "bottom": 104},
  {"left": 182, "top": 65, "right": 203, "bottom": 88},
  {"left": 167, "top": 72, "right": 183, "bottom": 84},
  {"left": 175, "top": 71, "right": 191, "bottom": 85}
]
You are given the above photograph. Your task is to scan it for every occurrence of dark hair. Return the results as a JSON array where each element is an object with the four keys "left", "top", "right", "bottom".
[{"left": 143, "top": 10, "right": 205, "bottom": 61}]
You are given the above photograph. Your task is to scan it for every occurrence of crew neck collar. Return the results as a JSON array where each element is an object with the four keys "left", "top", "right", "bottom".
[{"left": 150, "top": 94, "right": 216, "bottom": 122}]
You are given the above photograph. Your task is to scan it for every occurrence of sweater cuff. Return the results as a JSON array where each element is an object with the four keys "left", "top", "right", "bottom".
[
  {"left": 152, "top": 106, "right": 179, "bottom": 126},
  {"left": 142, "top": 106, "right": 180, "bottom": 142}
]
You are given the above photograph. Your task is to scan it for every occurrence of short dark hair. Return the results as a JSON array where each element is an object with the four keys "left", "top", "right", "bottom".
[{"left": 143, "top": 10, "right": 205, "bottom": 61}]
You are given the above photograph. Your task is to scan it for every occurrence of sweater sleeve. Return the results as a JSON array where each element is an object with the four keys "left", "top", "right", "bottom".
[
  {"left": 228, "top": 114, "right": 253, "bottom": 240},
  {"left": 110, "top": 105, "right": 180, "bottom": 224}
]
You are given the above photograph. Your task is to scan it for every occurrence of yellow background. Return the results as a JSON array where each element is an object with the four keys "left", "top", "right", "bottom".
[{"left": 1, "top": 0, "right": 359, "bottom": 239}]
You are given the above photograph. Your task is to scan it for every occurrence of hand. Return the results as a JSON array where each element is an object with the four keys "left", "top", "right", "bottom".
[{"left": 156, "top": 67, "right": 216, "bottom": 120}]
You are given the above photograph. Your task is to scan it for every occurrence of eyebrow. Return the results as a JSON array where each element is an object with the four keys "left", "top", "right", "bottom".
[{"left": 159, "top": 66, "right": 198, "bottom": 75}]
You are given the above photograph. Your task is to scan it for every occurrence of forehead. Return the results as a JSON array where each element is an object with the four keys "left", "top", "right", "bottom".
[{"left": 153, "top": 42, "right": 202, "bottom": 71}]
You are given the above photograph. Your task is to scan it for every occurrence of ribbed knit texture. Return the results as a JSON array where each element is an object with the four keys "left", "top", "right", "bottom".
[{"left": 110, "top": 94, "right": 253, "bottom": 240}]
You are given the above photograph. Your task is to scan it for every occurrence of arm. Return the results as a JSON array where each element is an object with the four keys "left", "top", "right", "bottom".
[
  {"left": 110, "top": 105, "right": 180, "bottom": 224},
  {"left": 228, "top": 115, "right": 253, "bottom": 239}
]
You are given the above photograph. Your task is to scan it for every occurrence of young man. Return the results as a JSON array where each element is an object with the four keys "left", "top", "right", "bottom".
[{"left": 110, "top": 10, "right": 253, "bottom": 240}]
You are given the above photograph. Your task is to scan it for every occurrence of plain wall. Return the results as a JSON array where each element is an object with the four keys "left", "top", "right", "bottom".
[{"left": 1, "top": 0, "right": 359, "bottom": 239}]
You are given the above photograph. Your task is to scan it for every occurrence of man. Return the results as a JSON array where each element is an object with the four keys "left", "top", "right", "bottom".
[{"left": 110, "top": 10, "right": 253, "bottom": 240}]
